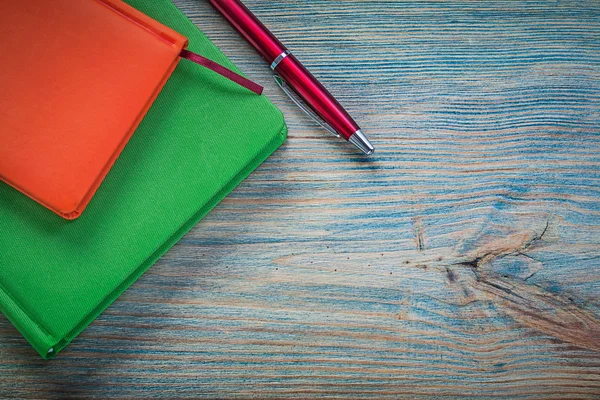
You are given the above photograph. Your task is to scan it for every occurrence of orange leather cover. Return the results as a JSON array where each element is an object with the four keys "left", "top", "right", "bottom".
[{"left": 0, "top": 0, "right": 188, "bottom": 219}]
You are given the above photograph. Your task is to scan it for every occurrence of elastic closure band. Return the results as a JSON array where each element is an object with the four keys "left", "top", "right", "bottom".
[{"left": 180, "top": 49, "right": 263, "bottom": 95}]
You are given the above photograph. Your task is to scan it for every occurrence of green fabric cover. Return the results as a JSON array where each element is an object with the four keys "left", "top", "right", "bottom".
[{"left": 0, "top": 0, "right": 287, "bottom": 359}]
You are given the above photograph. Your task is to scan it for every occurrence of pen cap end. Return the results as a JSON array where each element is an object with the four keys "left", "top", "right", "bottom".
[{"left": 349, "top": 130, "right": 375, "bottom": 155}]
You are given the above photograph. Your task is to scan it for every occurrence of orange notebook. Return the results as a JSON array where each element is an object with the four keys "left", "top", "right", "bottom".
[{"left": 0, "top": 0, "right": 188, "bottom": 219}]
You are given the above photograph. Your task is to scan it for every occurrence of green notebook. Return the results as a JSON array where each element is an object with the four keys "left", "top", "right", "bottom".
[{"left": 0, "top": 0, "right": 286, "bottom": 358}]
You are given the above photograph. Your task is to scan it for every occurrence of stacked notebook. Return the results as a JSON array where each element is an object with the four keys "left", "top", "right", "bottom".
[{"left": 0, "top": 0, "right": 286, "bottom": 358}]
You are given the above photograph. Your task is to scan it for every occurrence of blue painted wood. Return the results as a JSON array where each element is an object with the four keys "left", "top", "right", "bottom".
[{"left": 1, "top": 0, "right": 599, "bottom": 398}]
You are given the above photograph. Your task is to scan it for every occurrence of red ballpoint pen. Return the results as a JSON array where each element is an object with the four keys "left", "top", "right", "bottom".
[{"left": 209, "top": 0, "right": 374, "bottom": 155}]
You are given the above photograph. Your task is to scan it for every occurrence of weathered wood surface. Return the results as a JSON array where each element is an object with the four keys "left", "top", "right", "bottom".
[{"left": 1, "top": 0, "right": 599, "bottom": 398}]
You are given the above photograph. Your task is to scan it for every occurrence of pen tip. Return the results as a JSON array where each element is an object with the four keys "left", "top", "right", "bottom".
[{"left": 349, "top": 130, "right": 375, "bottom": 155}]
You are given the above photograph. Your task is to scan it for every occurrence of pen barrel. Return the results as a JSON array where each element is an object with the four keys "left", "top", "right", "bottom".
[
  {"left": 210, "top": 0, "right": 361, "bottom": 141},
  {"left": 275, "top": 55, "right": 360, "bottom": 140},
  {"left": 209, "top": 0, "right": 286, "bottom": 62}
]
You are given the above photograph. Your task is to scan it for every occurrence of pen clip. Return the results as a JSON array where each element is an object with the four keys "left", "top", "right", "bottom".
[{"left": 273, "top": 75, "right": 340, "bottom": 138}]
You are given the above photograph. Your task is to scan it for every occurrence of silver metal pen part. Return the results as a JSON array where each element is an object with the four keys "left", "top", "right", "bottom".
[
  {"left": 274, "top": 75, "right": 339, "bottom": 137},
  {"left": 274, "top": 75, "right": 375, "bottom": 155},
  {"left": 271, "top": 51, "right": 291, "bottom": 70},
  {"left": 349, "top": 130, "right": 375, "bottom": 155}
]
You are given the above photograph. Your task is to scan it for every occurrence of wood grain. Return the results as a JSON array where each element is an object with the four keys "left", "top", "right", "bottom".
[{"left": 1, "top": 0, "right": 599, "bottom": 398}]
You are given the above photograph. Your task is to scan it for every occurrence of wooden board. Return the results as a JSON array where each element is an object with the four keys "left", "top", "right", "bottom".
[{"left": 1, "top": 0, "right": 599, "bottom": 398}]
